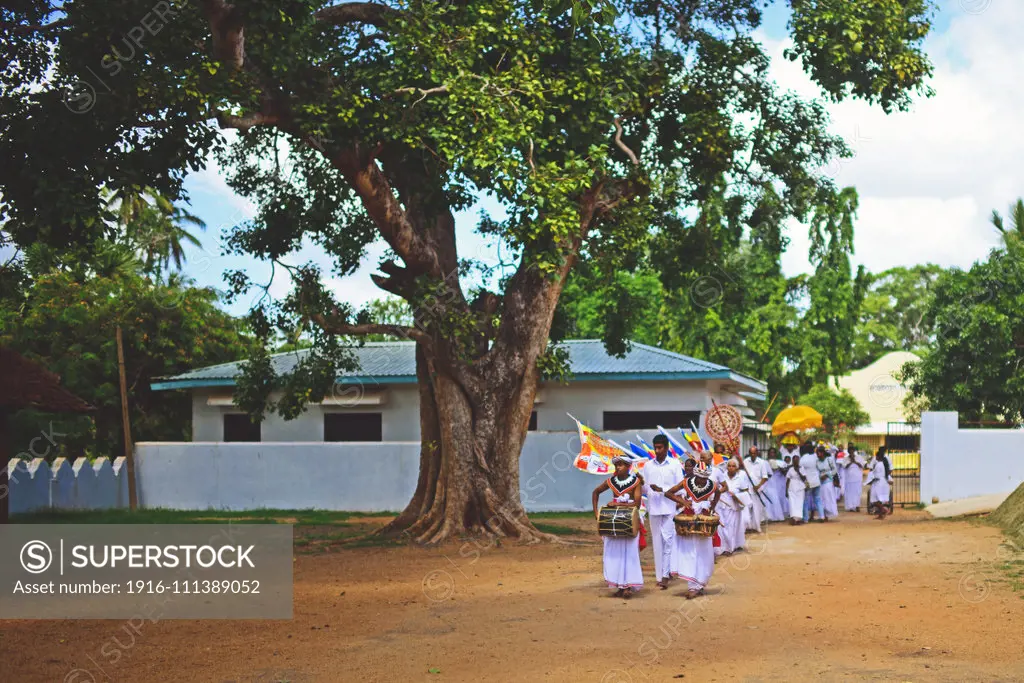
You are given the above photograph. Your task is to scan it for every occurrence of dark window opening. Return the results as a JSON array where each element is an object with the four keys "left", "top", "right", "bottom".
[
  {"left": 324, "top": 413, "right": 383, "bottom": 442},
  {"left": 223, "top": 413, "right": 261, "bottom": 442},
  {"left": 528, "top": 411, "right": 538, "bottom": 431},
  {"left": 602, "top": 411, "right": 702, "bottom": 431}
]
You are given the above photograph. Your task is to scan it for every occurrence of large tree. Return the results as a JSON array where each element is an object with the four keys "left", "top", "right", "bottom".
[
  {"left": 900, "top": 242, "right": 1024, "bottom": 424},
  {"left": 0, "top": 0, "right": 935, "bottom": 543}
]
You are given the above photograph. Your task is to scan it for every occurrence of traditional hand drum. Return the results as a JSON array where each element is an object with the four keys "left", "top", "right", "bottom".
[
  {"left": 673, "top": 513, "right": 721, "bottom": 537},
  {"left": 598, "top": 505, "right": 640, "bottom": 538}
]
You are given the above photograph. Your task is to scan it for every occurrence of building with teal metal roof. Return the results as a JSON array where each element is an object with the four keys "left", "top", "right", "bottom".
[{"left": 153, "top": 340, "right": 766, "bottom": 443}]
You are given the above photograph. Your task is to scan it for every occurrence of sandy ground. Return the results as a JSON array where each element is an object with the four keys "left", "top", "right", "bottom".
[{"left": 2, "top": 510, "right": 1023, "bottom": 683}]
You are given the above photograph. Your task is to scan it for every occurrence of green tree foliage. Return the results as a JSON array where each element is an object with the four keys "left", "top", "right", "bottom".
[
  {"left": 991, "top": 198, "right": 1024, "bottom": 249},
  {"left": 797, "top": 383, "right": 870, "bottom": 435},
  {"left": 0, "top": 270, "right": 251, "bottom": 459},
  {"left": 901, "top": 241, "right": 1024, "bottom": 423},
  {"left": 850, "top": 263, "right": 943, "bottom": 368}
]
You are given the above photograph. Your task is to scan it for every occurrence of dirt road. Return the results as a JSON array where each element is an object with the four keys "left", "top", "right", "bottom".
[{"left": 2, "top": 511, "right": 1022, "bottom": 682}]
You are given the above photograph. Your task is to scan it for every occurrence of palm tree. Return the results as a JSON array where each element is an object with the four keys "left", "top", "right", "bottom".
[
  {"left": 103, "top": 187, "right": 205, "bottom": 276},
  {"left": 990, "top": 198, "right": 1024, "bottom": 248}
]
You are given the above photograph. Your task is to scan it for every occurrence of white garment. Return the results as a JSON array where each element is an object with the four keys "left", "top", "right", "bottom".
[
  {"left": 602, "top": 485, "right": 643, "bottom": 590},
  {"left": 842, "top": 453, "right": 865, "bottom": 510},
  {"left": 603, "top": 534, "right": 644, "bottom": 589},
  {"left": 670, "top": 492, "right": 715, "bottom": 591},
  {"left": 819, "top": 456, "right": 839, "bottom": 518},
  {"left": 718, "top": 472, "right": 752, "bottom": 553},
  {"left": 648, "top": 514, "right": 676, "bottom": 580},
  {"left": 643, "top": 457, "right": 685, "bottom": 516},
  {"left": 799, "top": 453, "right": 821, "bottom": 489},
  {"left": 866, "top": 460, "right": 891, "bottom": 509},
  {"left": 786, "top": 464, "right": 805, "bottom": 519},
  {"left": 743, "top": 457, "right": 771, "bottom": 531},
  {"left": 765, "top": 460, "right": 788, "bottom": 521}
]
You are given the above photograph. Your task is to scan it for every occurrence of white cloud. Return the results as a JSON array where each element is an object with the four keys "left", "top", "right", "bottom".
[{"left": 763, "top": 1, "right": 1024, "bottom": 277}]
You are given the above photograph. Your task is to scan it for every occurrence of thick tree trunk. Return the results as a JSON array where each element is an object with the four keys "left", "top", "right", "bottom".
[{"left": 380, "top": 333, "right": 561, "bottom": 545}]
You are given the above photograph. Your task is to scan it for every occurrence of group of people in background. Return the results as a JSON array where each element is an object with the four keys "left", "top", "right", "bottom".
[
  {"left": 774, "top": 441, "right": 895, "bottom": 524},
  {"left": 593, "top": 435, "right": 896, "bottom": 599}
]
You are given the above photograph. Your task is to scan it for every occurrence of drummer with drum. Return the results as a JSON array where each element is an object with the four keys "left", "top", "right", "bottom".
[
  {"left": 592, "top": 453, "right": 645, "bottom": 597},
  {"left": 663, "top": 459, "right": 722, "bottom": 599}
]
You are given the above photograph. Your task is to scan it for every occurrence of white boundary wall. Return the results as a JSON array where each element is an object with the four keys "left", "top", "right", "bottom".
[
  {"left": 132, "top": 430, "right": 670, "bottom": 512},
  {"left": 921, "top": 411, "right": 1024, "bottom": 503},
  {"left": 9, "top": 428, "right": 750, "bottom": 513},
  {"left": 7, "top": 457, "right": 130, "bottom": 514}
]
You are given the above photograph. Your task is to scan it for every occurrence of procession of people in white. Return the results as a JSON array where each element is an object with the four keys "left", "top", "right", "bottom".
[{"left": 596, "top": 435, "right": 896, "bottom": 598}]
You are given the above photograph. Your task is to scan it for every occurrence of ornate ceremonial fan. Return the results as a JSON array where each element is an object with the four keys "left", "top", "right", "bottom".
[{"left": 705, "top": 402, "right": 744, "bottom": 453}]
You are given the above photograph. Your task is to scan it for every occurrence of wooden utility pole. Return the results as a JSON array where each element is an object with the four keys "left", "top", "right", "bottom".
[
  {"left": 116, "top": 326, "right": 138, "bottom": 510},
  {"left": 0, "top": 411, "right": 9, "bottom": 524}
]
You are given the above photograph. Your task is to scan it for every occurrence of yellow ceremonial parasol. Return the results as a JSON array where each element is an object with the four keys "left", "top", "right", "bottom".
[{"left": 771, "top": 404, "right": 823, "bottom": 436}]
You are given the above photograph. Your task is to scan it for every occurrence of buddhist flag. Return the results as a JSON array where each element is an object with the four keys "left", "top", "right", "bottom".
[
  {"left": 568, "top": 414, "right": 623, "bottom": 476},
  {"left": 628, "top": 441, "right": 653, "bottom": 461},
  {"left": 682, "top": 428, "right": 705, "bottom": 453}
]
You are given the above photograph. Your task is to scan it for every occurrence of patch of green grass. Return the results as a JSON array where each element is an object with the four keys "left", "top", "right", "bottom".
[
  {"left": 533, "top": 522, "right": 581, "bottom": 536},
  {"left": 9, "top": 508, "right": 386, "bottom": 526},
  {"left": 528, "top": 512, "right": 591, "bottom": 520}
]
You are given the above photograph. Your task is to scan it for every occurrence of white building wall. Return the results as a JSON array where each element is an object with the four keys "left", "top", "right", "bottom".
[
  {"left": 190, "top": 380, "right": 729, "bottom": 441},
  {"left": 533, "top": 380, "right": 712, "bottom": 431},
  {"left": 921, "top": 411, "right": 1024, "bottom": 503},
  {"left": 192, "top": 385, "right": 421, "bottom": 442}
]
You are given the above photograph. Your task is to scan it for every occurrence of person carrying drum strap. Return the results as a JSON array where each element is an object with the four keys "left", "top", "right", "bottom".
[{"left": 592, "top": 454, "right": 645, "bottom": 598}]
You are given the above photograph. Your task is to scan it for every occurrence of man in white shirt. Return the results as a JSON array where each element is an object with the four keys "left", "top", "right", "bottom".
[
  {"left": 799, "top": 443, "right": 824, "bottom": 522},
  {"left": 742, "top": 446, "right": 771, "bottom": 532},
  {"left": 643, "top": 434, "right": 685, "bottom": 589}
]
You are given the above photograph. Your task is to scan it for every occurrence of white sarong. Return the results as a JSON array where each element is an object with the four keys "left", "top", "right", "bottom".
[
  {"left": 843, "top": 462, "right": 864, "bottom": 510},
  {"left": 765, "top": 469, "right": 787, "bottom": 521},
  {"left": 603, "top": 534, "right": 643, "bottom": 589}
]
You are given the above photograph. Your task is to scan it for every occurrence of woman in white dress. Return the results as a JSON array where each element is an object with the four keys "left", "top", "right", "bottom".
[
  {"left": 716, "top": 459, "right": 752, "bottom": 555},
  {"left": 665, "top": 461, "right": 722, "bottom": 599},
  {"left": 841, "top": 443, "right": 865, "bottom": 511},
  {"left": 785, "top": 453, "right": 806, "bottom": 525},
  {"left": 865, "top": 447, "right": 892, "bottom": 519},
  {"left": 765, "top": 447, "right": 788, "bottom": 522},
  {"left": 592, "top": 455, "right": 644, "bottom": 597},
  {"left": 817, "top": 446, "right": 840, "bottom": 520}
]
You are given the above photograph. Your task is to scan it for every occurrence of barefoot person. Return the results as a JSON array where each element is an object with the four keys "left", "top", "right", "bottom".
[
  {"left": 841, "top": 442, "right": 865, "bottom": 512},
  {"left": 716, "top": 458, "right": 751, "bottom": 555},
  {"left": 785, "top": 449, "right": 806, "bottom": 525},
  {"left": 800, "top": 442, "right": 824, "bottom": 523},
  {"left": 665, "top": 460, "right": 722, "bottom": 599},
  {"left": 593, "top": 454, "right": 645, "bottom": 597},
  {"left": 865, "top": 447, "right": 892, "bottom": 520},
  {"left": 743, "top": 446, "right": 771, "bottom": 532},
  {"left": 817, "top": 445, "right": 839, "bottom": 521},
  {"left": 643, "top": 434, "right": 685, "bottom": 589},
  {"left": 764, "top": 446, "right": 788, "bottom": 522}
]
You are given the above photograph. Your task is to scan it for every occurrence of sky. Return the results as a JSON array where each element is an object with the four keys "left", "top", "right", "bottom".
[{"left": 175, "top": 0, "right": 1022, "bottom": 316}]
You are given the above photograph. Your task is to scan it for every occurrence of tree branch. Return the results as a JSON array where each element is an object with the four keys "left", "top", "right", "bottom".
[
  {"left": 314, "top": 3, "right": 401, "bottom": 28},
  {"left": 311, "top": 312, "right": 430, "bottom": 344},
  {"left": 2, "top": 18, "right": 69, "bottom": 34},
  {"left": 333, "top": 147, "right": 443, "bottom": 278},
  {"left": 392, "top": 85, "right": 449, "bottom": 106},
  {"left": 200, "top": 0, "right": 245, "bottom": 70},
  {"left": 217, "top": 110, "right": 281, "bottom": 130},
  {"left": 614, "top": 117, "right": 640, "bottom": 166}
]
